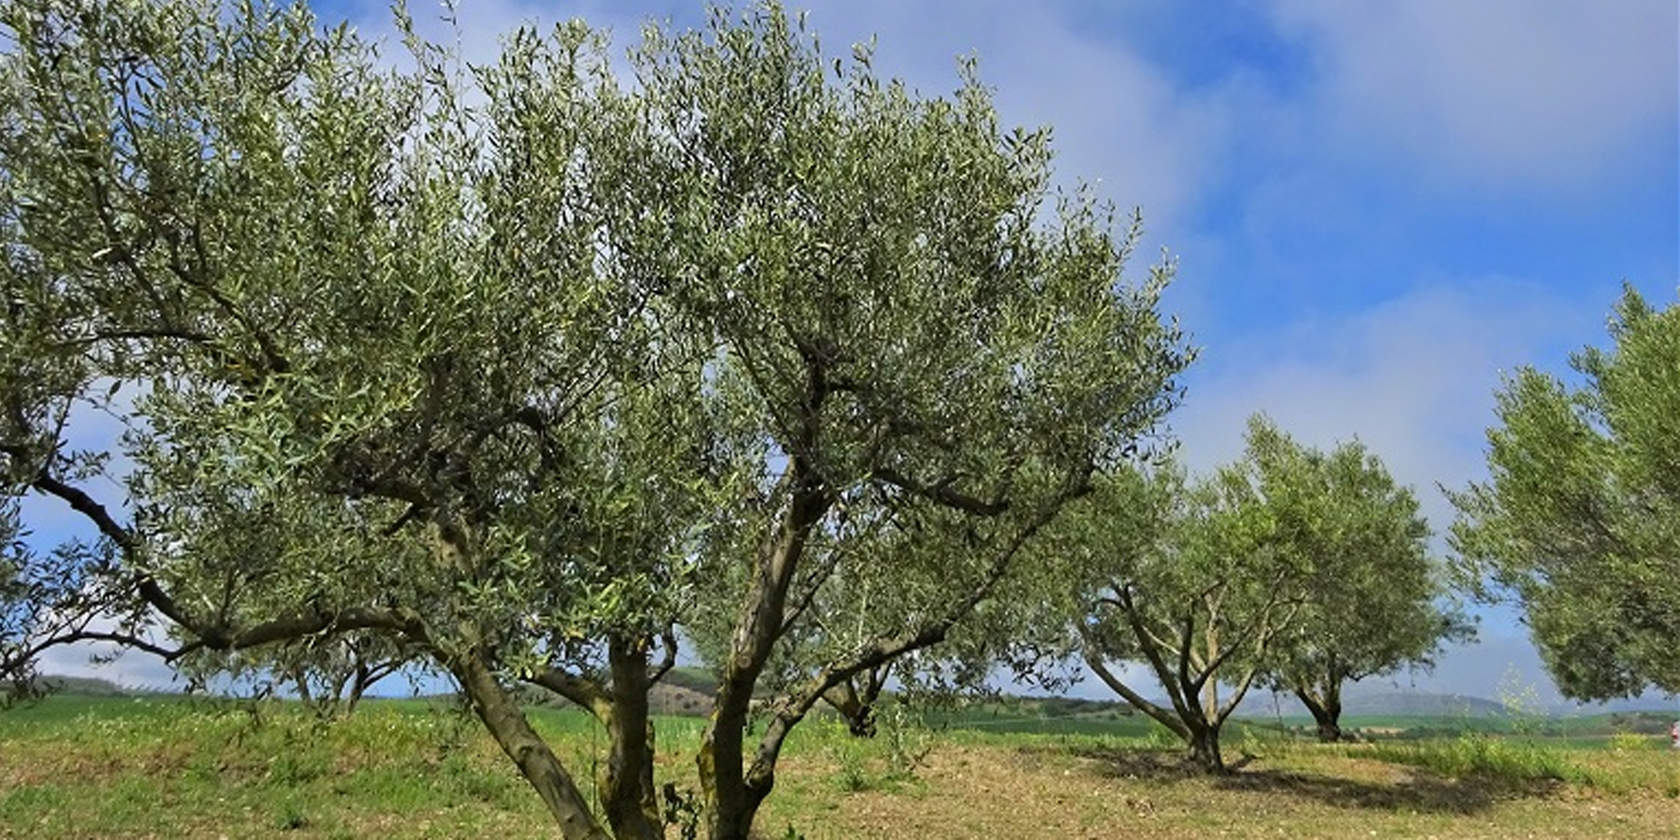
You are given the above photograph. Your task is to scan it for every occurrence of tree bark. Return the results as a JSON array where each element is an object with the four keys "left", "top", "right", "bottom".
[
  {"left": 1186, "top": 723, "right": 1225, "bottom": 772},
  {"left": 822, "top": 670, "right": 886, "bottom": 738},
  {"left": 452, "top": 654, "right": 609, "bottom": 840},
  {"left": 698, "top": 472, "right": 831, "bottom": 840},
  {"left": 600, "top": 636, "right": 662, "bottom": 840},
  {"left": 1295, "top": 683, "right": 1345, "bottom": 743}
]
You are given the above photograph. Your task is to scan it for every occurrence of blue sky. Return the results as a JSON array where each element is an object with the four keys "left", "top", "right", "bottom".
[{"left": 36, "top": 1, "right": 1680, "bottom": 708}]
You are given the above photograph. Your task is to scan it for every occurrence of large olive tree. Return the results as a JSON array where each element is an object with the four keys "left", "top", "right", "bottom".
[
  {"left": 0, "top": 2, "right": 715, "bottom": 836},
  {"left": 638, "top": 10, "right": 1190, "bottom": 835},
  {"left": 1451, "top": 286, "right": 1679, "bottom": 700},
  {"left": 0, "top": 2, "right": 1191, "bottom": 839}
]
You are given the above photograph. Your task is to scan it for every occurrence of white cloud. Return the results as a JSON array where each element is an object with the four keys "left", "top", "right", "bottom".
[
  {"left": 1171, "top": 278, "right": 1613, "bottom": 531},
  {"left": 1269, "top": 0, "right": 1678, "bottom": 192},
  {"left": 787, "top": 0, "right": 1233, "bottom": 232},
  {"left": 35, "top": 640, "right": 181, "bottom": 692}
]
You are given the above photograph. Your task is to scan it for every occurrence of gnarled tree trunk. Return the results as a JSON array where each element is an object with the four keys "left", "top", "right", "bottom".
[
  {"left": 1186, "top": 722, "right": 1224, "bottom": 772},
  {"left": 1294, "top": 682, "right": 1345, "bottom": 743},
  {"left": 599, "top": 636, "right": 663, "bottom": 840}
]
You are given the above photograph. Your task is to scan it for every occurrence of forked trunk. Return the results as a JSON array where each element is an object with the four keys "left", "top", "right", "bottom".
[
  {"left": 452, "top": 655, "right": 610, "bottom": 840},
  {"left": 1186, "top": 723, "right": 1225, "bottom": 773},
  {"left": 1294, "top": 683, "right": 1345, "bottom": 743},
  {"left": 697, "top": 706, "right": 772, "bottom": 840},
  {"left": 699, "top": 480, "right": 830, "bottom": 840}
]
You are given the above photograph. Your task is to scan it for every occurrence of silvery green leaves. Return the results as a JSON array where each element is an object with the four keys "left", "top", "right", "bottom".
[{"left": 1451, "top": 287, "right": 1680, "bottom": 700}]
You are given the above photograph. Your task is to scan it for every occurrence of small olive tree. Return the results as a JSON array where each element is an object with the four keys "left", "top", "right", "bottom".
[
  {"left": 1451, "top": 286, "right": 1680, "bottom": 700},
  {"left": 1060, "top": 418, "right": 1322, "bottom": 772},
  {"left": 274, "top": 633, "right": 409, "bottom": 719},
  {"left": 1260, "top": 437, "right": 1471, "bottom": 742}
]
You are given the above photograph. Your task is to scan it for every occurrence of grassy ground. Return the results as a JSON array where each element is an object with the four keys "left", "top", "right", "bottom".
[{"left": 3, "top": 695, "right": 1678, "bottom": 838}]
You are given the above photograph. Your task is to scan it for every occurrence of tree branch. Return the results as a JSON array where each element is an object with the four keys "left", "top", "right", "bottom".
[
  {"left": 1081, "top": 646, "right": 1189, "bottom": 738},
  {"left": 650, "top": 628, "right": 678, "bottom": 685},
  {"left": 525, "top": 667, "right": 613, "bottom": 721},
  {"left": 873, "top": 467, "right": 1009, "bottom": 517}
]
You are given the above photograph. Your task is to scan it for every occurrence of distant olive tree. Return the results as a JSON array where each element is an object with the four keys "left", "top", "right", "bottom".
[
  {"left": 0, "top": 3, "right": 1191, "bottom": 839},
  {"left": 274, "top": 633, "right": 408, "bottom": 720},
  {"left": 1260, "top": 436, "right": 1471, "bottom": 742},
  {"left": 1451, "top": 286, "right": 1680, "bottom": 700}
]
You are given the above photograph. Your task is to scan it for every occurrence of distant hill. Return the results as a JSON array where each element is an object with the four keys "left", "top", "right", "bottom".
[
  {"left": 659, "top": 666, "right": 719, "bottom": 697},
  {"left": 650, "top": 666, "right": 719, "bottom": 716},
  {"left": 5, "top": 675, "right": 152, "bottom": 698},
  {"left": 1232, "top": 687, "right": 1512, "bottom": 720}
]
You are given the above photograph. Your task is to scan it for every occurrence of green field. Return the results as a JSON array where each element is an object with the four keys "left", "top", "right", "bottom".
[{"left": 3, "top": 695, "right": 1679, "bottom": 838}]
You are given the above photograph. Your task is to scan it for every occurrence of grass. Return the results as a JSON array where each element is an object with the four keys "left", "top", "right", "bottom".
[{"left": 3, "top": 694, "right": 1679, "bottom": 838}]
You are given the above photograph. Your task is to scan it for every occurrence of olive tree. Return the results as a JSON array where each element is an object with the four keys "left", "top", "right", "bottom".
[
  {"left": 274, "top": 632, "right": 409, "bottom": 719},
  {"left": 1451, "top": 286, "right": 1680, "bottom": 700},
  {"left": 0, "top": 2, "right": 1192, "bottom": 838},
  {"left": 1064, "top": 418, "right": 1322, "bottom": 772},
  {"left": 1, "top": 3, "right": 718, "bottom": 837},
  {"left": 1260, "top": 436, "right": 1470, "bottom": 742},
  {"left": 638, "top": 10, "right": 1190, "bottom": 834}
]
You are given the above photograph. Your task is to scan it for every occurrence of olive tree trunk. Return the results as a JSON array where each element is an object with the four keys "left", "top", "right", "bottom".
[
  {"left": 599, "top": 637, "right": 663, "bottom": 840},
  {"left": 1294, "top": 683, "right": 1346, "bottom": 743}
]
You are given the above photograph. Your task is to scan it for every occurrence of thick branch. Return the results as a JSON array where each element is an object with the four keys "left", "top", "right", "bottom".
[
  {"left": 5, "top": 629, "right": 180, "bottom": 668},
  {"left": 649, "top": 628, "right": 678, "bottom": 685},
  {"left": 23, "top": 467, "right": 200, "bottom": 631},
  {"left": 873, "top": 467, "right": 1009, "bottom": 516},
  {"left": 1107, "top": 586, "right": 1193, "bottom": 721},
  {"left": 1082, "top": 647, "right": 1189, "bottom": 738},
  {"left": 526, "top": 667, "right": 613, "bottom": 721}
]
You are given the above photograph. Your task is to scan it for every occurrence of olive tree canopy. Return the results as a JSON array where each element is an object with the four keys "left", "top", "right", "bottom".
[
  {"left": 1056, "top": 418, "right": 1314, "bottom": 772},
  {"left": 1451, "top": 287, "right": 1680, "bottom": 701},
  {"left": 1260, "top": 433, "right": 1470, "bottom": 742},
  {"left": 0, "top": 2, "right": 1193, "bottom": 837}
]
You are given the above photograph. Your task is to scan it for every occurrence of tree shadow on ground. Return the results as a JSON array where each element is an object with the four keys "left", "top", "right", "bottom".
[{"left": 1030, "top": 744, "right": 1563, "bottom": 816}]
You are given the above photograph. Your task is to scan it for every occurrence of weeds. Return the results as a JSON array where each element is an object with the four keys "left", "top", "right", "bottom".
[
  {"left": 1360, "top": 733, "right": 1589, "bottom": 786},
  {"left": 1609, "top": 732, "right": 1654, "bottom": 752}
]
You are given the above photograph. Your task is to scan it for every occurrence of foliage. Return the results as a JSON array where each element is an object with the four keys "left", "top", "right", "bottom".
[
  {"left": 1451, "top": 286, "right": 1680, "bottom": 699},
  {"left": 1356, "top": 732, "right": 1589, "bottom": 787},
  {"left": 1608, "top": 731, "right": 1653, "bottom": 753}
]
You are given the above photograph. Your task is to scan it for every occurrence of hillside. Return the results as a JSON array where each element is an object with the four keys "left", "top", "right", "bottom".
[
  {"left": 2, "top": 675, "right": 136, "bottom": 699},
  {"left": 1232, "top": 686, "right": 1513, "bottom": 720}
]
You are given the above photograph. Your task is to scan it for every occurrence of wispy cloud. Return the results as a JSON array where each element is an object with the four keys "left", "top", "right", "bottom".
[{"left": 1267, "top": 0, "right": 1678, "bottom": 193}]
